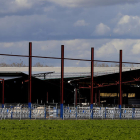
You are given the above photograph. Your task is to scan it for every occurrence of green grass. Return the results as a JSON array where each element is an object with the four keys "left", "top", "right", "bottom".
[{"left": 0, "top": 120, "right": 140, "bottom": 140}]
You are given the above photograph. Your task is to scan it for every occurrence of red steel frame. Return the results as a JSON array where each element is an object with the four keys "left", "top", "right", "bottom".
[
  {"left": 61, "top": 45, "right": 64, "bottom": 104},
  {"left": 90, "top": 47, "right": 94, "bottom": 119},
  {"left": 28, "top": 42, "right": 32, "bottom": 106},
  {"left": 60, "top": 45, "right": 64, "bottom": 119},
  {"left": 0, "top": 53, "right": 140, "bottom": 65},
  {"left": 0, "top": 42, "right": 139, "bottom": 111},
  {"left": 119, "top": 50, "right": 122, "bottom": 108},
  {"left": 91, "top": 48, "right": 94, "bottom": 106},
  {"left": 79, "top": 79, "right": 140, "bottom": 89}
]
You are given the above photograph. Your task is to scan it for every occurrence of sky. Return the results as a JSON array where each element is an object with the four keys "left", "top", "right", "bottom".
[{"left": 1, "top": 0, "right": 140, "bottom": 67}]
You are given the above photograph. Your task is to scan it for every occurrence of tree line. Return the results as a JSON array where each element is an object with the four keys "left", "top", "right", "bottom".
[
  {"left": 0, "top": 61, "right": 138, "bottom": 67},
  {"left": 0, "top": 62, "right": 48, "bottom": 67}
]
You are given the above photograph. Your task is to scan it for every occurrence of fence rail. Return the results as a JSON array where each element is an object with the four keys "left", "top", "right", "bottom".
[{"left": 0, "top": 106, "right": 140, "bottom": 120}]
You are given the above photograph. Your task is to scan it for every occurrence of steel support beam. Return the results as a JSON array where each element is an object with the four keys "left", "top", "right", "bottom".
[
  {"left": 60, "top": 45, "right": 64, "bottom": 119},
  {"left": 119, "top": 50, "right": 122, "bottom": 109},
  {"left": 79, "top": 78, "right": 140, "bottom": 89},
  {"left": 28, "top": 42, "right": 32, "bottom": 119},
  {"left": 90, "top": 48, "right": 94, "bottom": 119}
]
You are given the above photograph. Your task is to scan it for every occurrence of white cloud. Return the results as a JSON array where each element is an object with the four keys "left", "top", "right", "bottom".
[
  {"left": 74, "top": 20, "right": 88, "bottom": 27},
  {"left": 96, "top": 43, "right": 117, "bottom": 57},
  {"left": 3, "top": 43, "right": 14, "bottom": 48},
  {"left": 131, "top": 43, "right": 140, "bottom": 54},
  {"left": 118, "top": 15, "right": 130, "bottom": 24},
  {"left": 15, "top": 0, "right": 32, "bottom": 8},
  {"left": 113, "top": 15, "right": 140, "bottom": 35},
  {"left": 95, "top": 39, "right": 137, "bottom": 61},
  {"left": 95, "top": 23, "right": 110, "bottom": 35}
]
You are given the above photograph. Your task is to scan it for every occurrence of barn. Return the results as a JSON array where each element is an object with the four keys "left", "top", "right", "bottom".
[{"left": 0, "top": 67, "right": 140, "bottom": 107}]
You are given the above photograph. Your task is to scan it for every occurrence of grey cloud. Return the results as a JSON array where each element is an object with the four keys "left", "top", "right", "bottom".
[
  {"left": 0, "top": 0, "right": 52, "bottom": 17},
  {"left": 0, "top": 14, "right": 57, "bottom": 42},
  {"left": 46, "top": 0, "right": 140, "bottom": 7},
  {"left": 1, "top": 0, "right": 140, "bottom": 42},
  {"left": 0, "top": 0, "right": 31, "bottom": 14}
]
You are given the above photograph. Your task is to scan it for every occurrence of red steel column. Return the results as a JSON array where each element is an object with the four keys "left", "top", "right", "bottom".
[
  {"left": 119, "top": 50, "right": 122, "bottom": 108},
  {"left": 60, "top": 45, "right": 64, "bottom": 119},
  {"left": 90, "top": 48, "right": 94, "bottom": 116},
  {"left": 2, "top": 79, "right": 4, "bottom": 108},
  {"left": 28, "top": 42, "right": 32, "bottom": 115}
]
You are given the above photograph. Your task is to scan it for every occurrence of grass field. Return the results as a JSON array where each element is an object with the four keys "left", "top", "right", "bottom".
[{"left": 0, "top": 120, "right": 140, "bottom": 140}]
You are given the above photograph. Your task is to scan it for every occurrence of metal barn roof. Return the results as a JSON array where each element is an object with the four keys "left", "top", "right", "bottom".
[{"left": 0, "top": 67, "right": 139, "bottom": 80}]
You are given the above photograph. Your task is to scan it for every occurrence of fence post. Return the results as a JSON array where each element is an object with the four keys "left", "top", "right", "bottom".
[
  {"left": 49, "top": 106, "right": 50, "bottom": 120},
  {"left": 56, "top": 108, "right": 58, "bottom": 118},
  {"left": 132, "top": 108, "right": 133, "bottom": 119},
  {"left": 45, "top": 107, "right": 46, "bottom": 119},
  {"left": 134, "top": 108, "right": 135, "bottom": 119},
  {"left": 114, "top": 107, "right": 115, "bottom": 119},
  {"left": 102, "top": 108, "right": 103, "bottom": 120},
  {"left": 120, "top": 107, "right": 121, "bottom": 119},
  {"left": 11, "top": 108, "right": 13, "bottom": 119},
  {"left": 20, "top": 107, "right": 21, "bottom": 120},
  {"left": 93, "top": 107, "right": 94, "bottom": 119},
  {"left": 89, "top": 107, "right": 91, "bottom": 119},
  {"left": 105, "top": 107, "right": 106, "bottom": 119},
  {"left": 1, "top": 108, "right": 2, "bottom": 120},
  {"left": 63, "top": 106, "right": 64, "bottom": 120},
  {"left": 4, "top": 108, "right": 5, "bottom": 120},
  {"left": 35, "top": 108, "right": 36, "bottom": 120},
  {"left": 76, "top": 106, "right": 77, "bottom": 120},
  {"left": 100, "top": 107, "right": 101, "bottom": 118},
  {"left": 132, "top": 108, "right": 135, "bottom": 119}
]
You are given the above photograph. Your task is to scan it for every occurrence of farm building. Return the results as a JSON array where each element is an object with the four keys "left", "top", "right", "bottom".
[{"left": 0, "top": 67, "right": 140, "bottom": 107}]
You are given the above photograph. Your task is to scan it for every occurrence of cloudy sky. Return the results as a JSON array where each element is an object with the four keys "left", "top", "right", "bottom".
[{"left": 1, "top": 0, "right": 140, "bottom": 67}]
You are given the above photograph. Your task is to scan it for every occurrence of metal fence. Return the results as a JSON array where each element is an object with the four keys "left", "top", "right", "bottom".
[
  {"left": 0, "top": 105, "right": 59, "bottom": 120},
  {"left": 0, "top": 106, "right": 140, "bottom": 120},
  {"left": 63, "top": 107, "right": 140, "bottom": 119}
]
